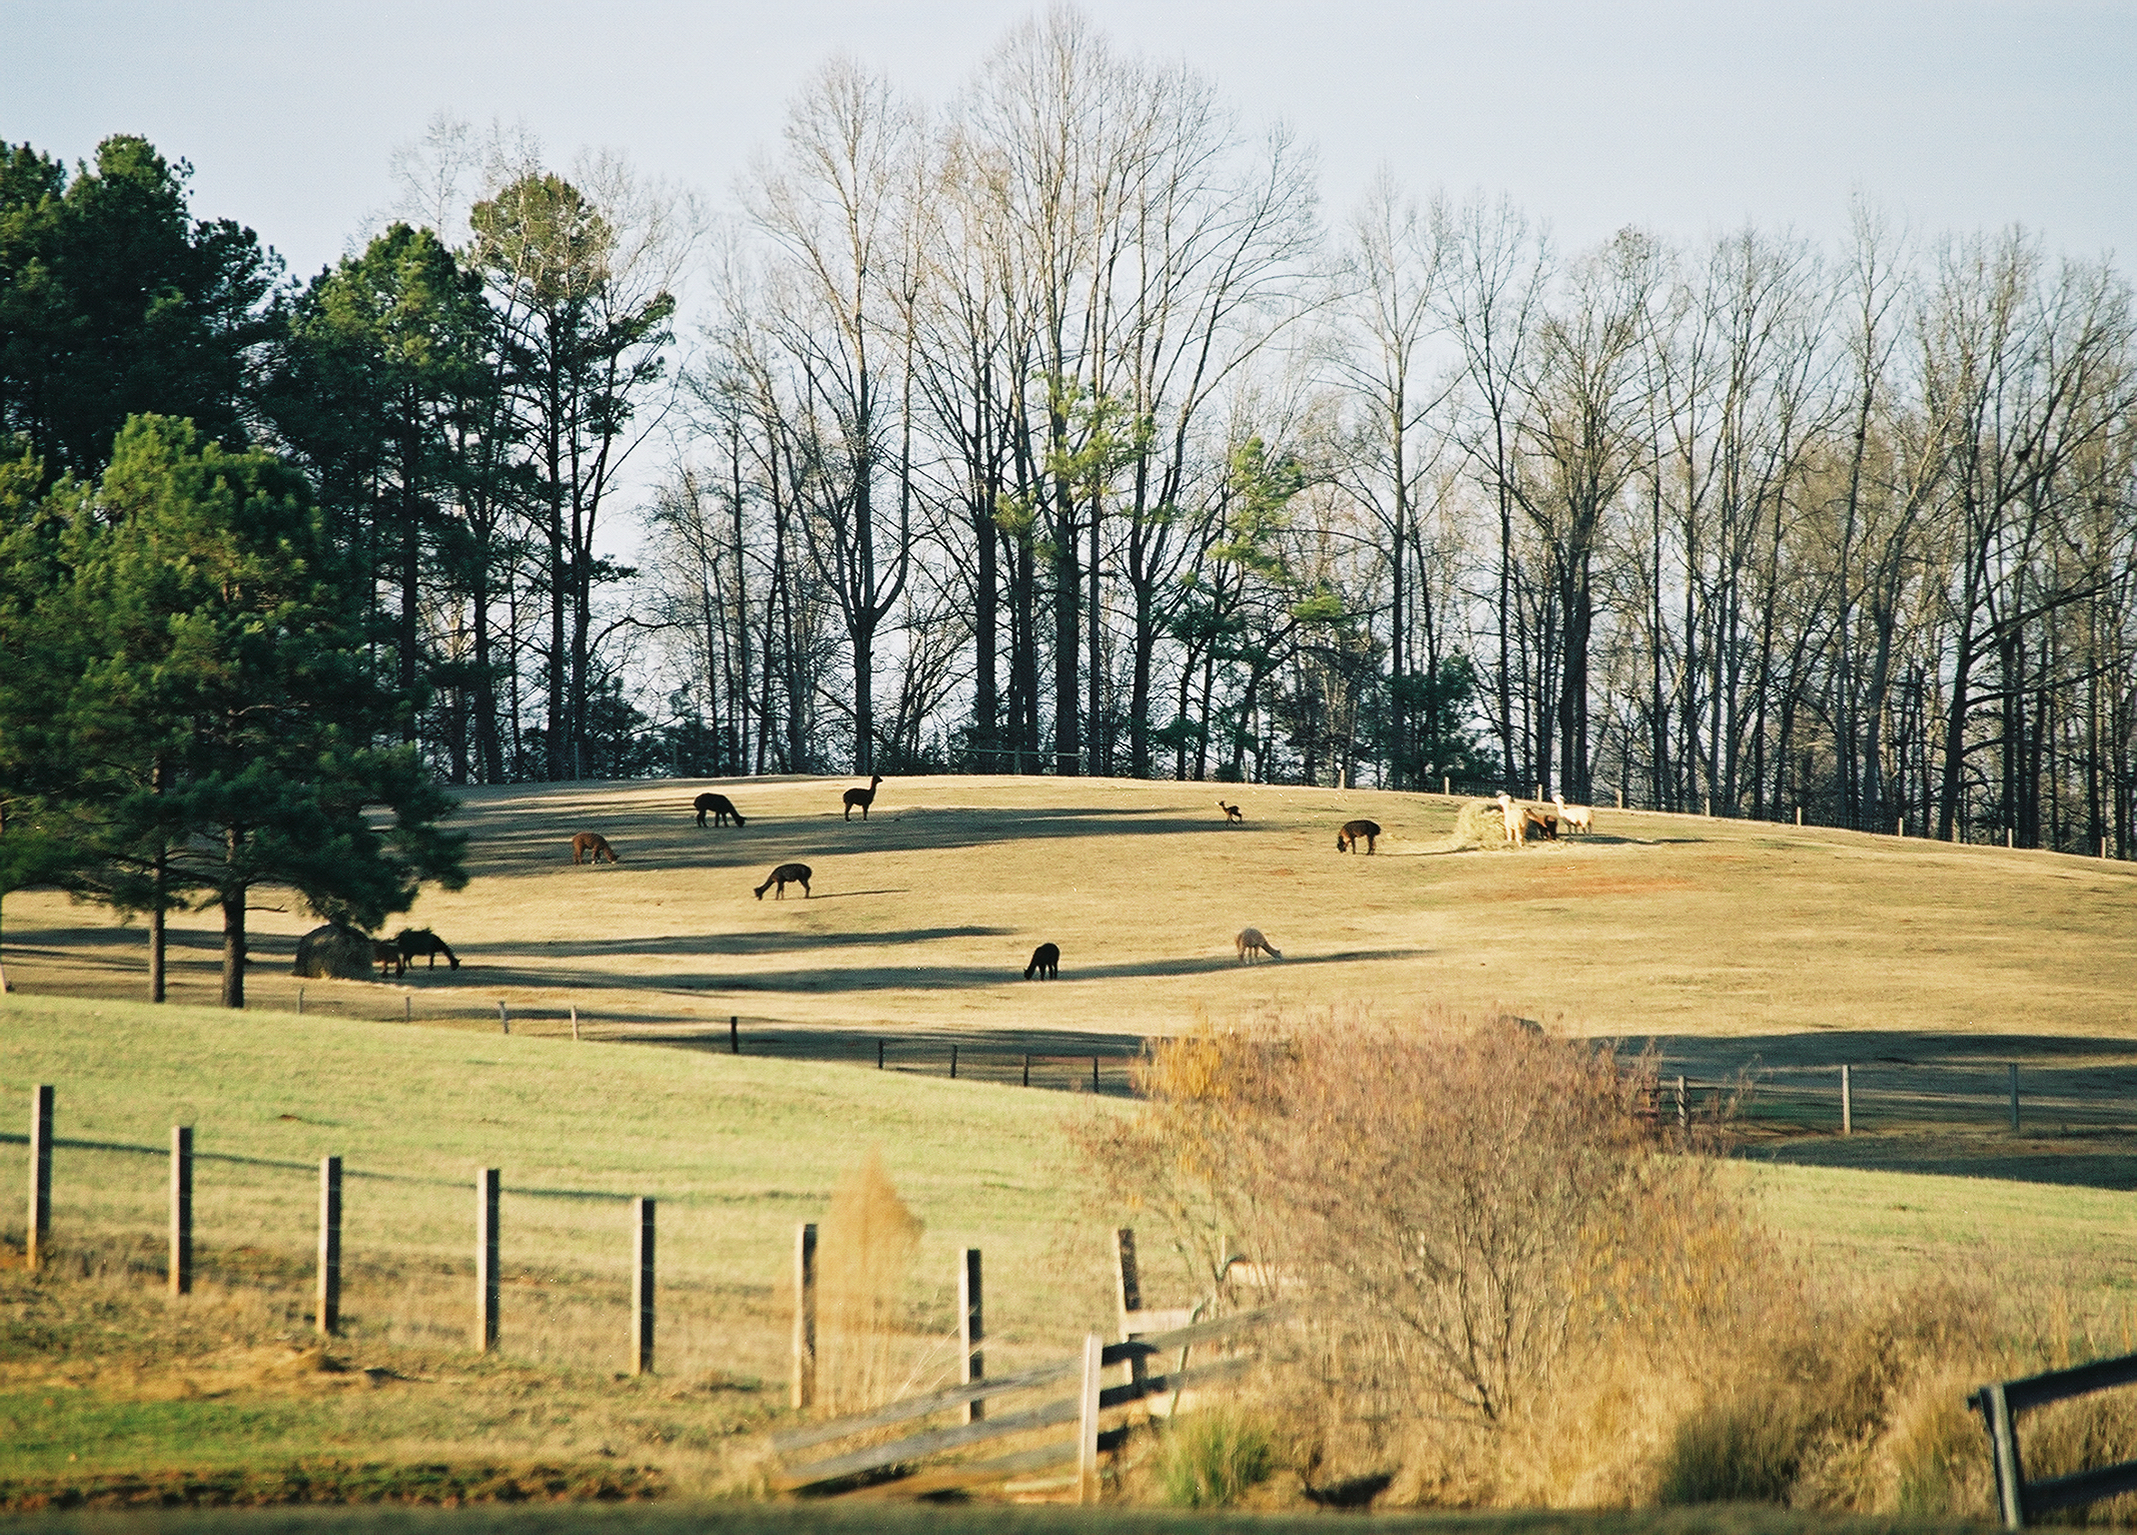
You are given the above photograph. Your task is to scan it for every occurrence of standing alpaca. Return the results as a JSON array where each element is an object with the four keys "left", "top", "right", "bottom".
[
  {"left": 1552, "top": 793, "right": 1593, "bottom": 835},
  {"left": 373, "top": 940, "right": 405, "bottom": 980},
  {"left": 754, "top": 862, "right": 812, "bottom": 900},
  {"left": 1024, "top": 942, "right": 1060, "bottom": 980},
  {"left": 1217, "top": 800, "right": 1243, "bottom": 824},
  {"left": 843, "top": 775, "right": 884, "bottom": 821},
  {"left": 1235, "top": 927, "right": 1282, "bottom": 963},
  {"left": 1336, "top": 818, "right": 1381, "bottom": 854},
  {"left": 1494, "top": 793, "right": 1527, "bottom": 847},
  {"left": 395, "top": 928, "right": 459, "bottom": 971},
  {"left": 571, "top": 832, "right": 620, "bottom": 864},
  {"left": 694, "top": 792, "right": 746, "bottom": 828}
]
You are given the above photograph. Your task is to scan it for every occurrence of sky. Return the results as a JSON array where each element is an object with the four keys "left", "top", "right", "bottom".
[{"left": 6, "top": 0, "right": 2135, "bottom": 283}]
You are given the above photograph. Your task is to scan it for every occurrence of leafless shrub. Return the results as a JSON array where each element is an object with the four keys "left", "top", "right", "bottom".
[{"left": 817, "top": 1147, "right": 926, "bottom": 1412}]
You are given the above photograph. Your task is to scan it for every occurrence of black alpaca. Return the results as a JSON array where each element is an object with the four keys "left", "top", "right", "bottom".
[
  {"left": 694, "top": 792, "right": 746, "bottom": 828},
  {"left": 395, "top": 927, "right": 460, "bottom": 970},
  {"left": 754, "top": 862, "right": 812, "bottom": 900},
  {"left": 843, "top": 775, "right": 884, "bottom": 821},
  {"left": 1024, "top": 942, "right": 1060, "bottom": 980}
]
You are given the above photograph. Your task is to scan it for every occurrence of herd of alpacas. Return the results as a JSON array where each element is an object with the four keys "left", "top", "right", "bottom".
[
  {"left": 535, "top": 779, "right": 1594, "bottom": 986},
  {"left": 347, "top": 780, "right": 1596, "bottom": 984}
]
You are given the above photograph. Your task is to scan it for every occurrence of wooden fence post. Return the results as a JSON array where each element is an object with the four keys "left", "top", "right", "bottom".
[
  {"left": 1676, "top": 1075, "right": 1688, "bottom": 1131},
  {"left": 1115, "top": 1227, "right": 1148, "bottom": 1389},
  {"left": 27, "top": 1084, "right": 51, "bottom": 1272},
  {"left": 297, "top": 987, "right": 305, "bottom": 1016},
  {"left": 1982, "top": 1380, "right": 2025, "bottom": 1529},
  {"left": 730, "top": 1016, "right": 739, "bottom": 1055},
  {"left": 959, "top": 1248, "right": 984, "bottom": 1424},
  {"left": 169, "top": 1126, "right": 193, "bottom": 1296},
  {"left": 499, "top": 1001, "right": 509, "bottom": 1036},
  {"left": 1704, "top": 796, "right": 1712, "bottom": 818},
  {"left": 317, "top": 1155, "right": 341, "bottom": 1335},
  {"left": 403, "top": 996, "right": 410, "bottom": 1024},
  {"left": 950, "top": 1044, "right": 958, "bottom": 1080},
  {"left": 1796, "top": 806, "right": 1803, "bottom": 826},
  {"left": 1078, "top": 1331, "right": 1104, "bottom": 1504},
  {"left": 1092, "top": 1057, "right": 1100, "bottom": 1094},
  {"left": 2009, "top": 1064, "right": 2021, "bottom": 1134},
  {"left": 571, "top": 1005, "right": 579, "bottom": 1042},
  {"left": 877, "top": 1040, "right": 884, "bottom": 1070},
  {"left": 792, "top": 1221, "right": 817, "bottom": 1409},
  {"left": 1840, "top": 1065, "right": 1853, "bottom": 1137},
  {"left": 1022, "top": 1054, "right": 1031, "bottom": 1088},
  {"left": 632, "top": 1196, "right": 655, "bottom": 1376},
  {"left": 475, "top": 1168, "right": 499, "bottom": 1352},
  {"left": 1443, "top": 776, "right": 1451, "bottom": 796}
]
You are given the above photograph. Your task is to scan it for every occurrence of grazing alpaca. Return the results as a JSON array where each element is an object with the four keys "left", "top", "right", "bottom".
[
  {"left": 843, "top": 775, "right": 884, "bottom": 821},
  {"left": 1235, "top": 927, "right": 1282, "bottom": 963},
  {"left": 1336, "top": 818, "right": 1381, "bottom": 854},
  {"left": 754, "top": 862, "right": 812, "bottom": 900},
  {"left": 694, "top": 792, "right": 746, "bottom": 829},
  {"left": 1494, "top": 792, "right": 1527, "bottom": 847},
  {"left": 1552, "top": 793, "right": 1593, "bottom": 835},
  {"left": 395, "top": 927, "right": 459, "bottom": 971},
  {"left": 571, "top": 832, "right": 619, "bottom": 865},
  {"left": 1524, "top": 806, "right": 1559, "bottom": 841},
  {"left": 373, "top": 940, "right": 405, "bottom": 980},
  {"left": 1024, "top": 941, "right": 1060, "bottom": 980},
  {"left": 1217, "top": 800, "right": 1243, "bottom": 824}
]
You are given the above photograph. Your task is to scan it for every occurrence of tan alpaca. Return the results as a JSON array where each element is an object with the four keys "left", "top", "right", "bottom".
[
  {"left": 1235, "top": 927, "right": 1282, "bottom": 963},
  {"left": 843, "top": 775, "right": 884, "bottom": 821},
  {"left": 571, "top": 832, "right": 619, "bottom": 864},
  {"left": 1552, "top": 793, "right": 1594, "bottom": 835},
  {"left": 1217, "top": 800, "right": 1243, "bottom": 824}
]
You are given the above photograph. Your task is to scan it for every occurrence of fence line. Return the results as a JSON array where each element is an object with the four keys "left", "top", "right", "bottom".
[{"left": 1973, "top": 1350, "right": 2137, "bottom": 1527}]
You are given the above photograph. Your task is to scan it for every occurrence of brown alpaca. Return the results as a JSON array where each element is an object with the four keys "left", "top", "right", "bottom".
[
  {"left": 395, "top": 927, "right": 459, "bottom": 971},
  {"left": 754, "top": 862, "right": 812, "bottom": 900},
  {"left": 571, "top": 832, "right": 619, "bottom": 864},
  {"left": 1336, "top": 818, "right": 1381, "bottom": 854},
  {"left": 1235, "top": 927, "right": 1282, "bottom": 963},
  {"left": 1024, "top": 941, "right": 1059, "bottom": 980},
  {"left": 1523, "top": 807, "right": 1559, "bottom": 841},
  {"left": 1216, "top": 800, "right": 1243, "bottom": 824},
  {"left": 694, "top": 792, "right": 746, "bottom": 828},
  {"left": 373, "top": 940, "right": 405, "bottom": 980},
  {"left": 843, "top": 775, "right": 884, "bottom": 821}
]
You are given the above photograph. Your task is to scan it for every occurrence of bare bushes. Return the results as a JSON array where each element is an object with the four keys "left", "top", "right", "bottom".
[
  {"left": 817, "top": 1148, "right": 926, "bottom": 1412},
  {"left": 1083, "top": 1011, "right": 1770, "bottom": 1499}
]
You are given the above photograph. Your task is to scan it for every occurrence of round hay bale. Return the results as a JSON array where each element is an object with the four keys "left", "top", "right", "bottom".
[
  {"left": 1451, "top": 796, "right": 1518, "bottom": 850},
  {"left": 293, "top": 923, "right": 376, "bottom": 981}
]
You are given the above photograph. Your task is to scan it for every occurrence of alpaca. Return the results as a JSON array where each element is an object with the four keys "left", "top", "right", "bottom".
[
  {"left": 1235, "top": 927, "right": 1282, "bottom": 963},
  {"left": 1217, "top": 800, "right": 1243, "bottom": 824},
  {"left": 572, "top": 832, "right": 619, "bottom": 864},
  {"left": 1524, "top": 806, "right": 1559, "bottom": 841},
  {"left": 754, "top": 862, "right": 812, "bottom": 900},
  {"left": 1336, "top": 818, "right": 1381, "bottom": 854},
  {"left": 1552, "top": 793, "right": 1593, "bottom": 835},
  {"left": 1494, "top": 792, "right": 1527, "bottom": 847},
  {"left": 373, "top": 940, "right": 405, "bottom": 980},
  {"left": 843, "top": 775, "right": 884, "bottom": 821},
  {"left": 694, "top": 792, "right": 746, "bottom": 829},
  {"left": 395, "top": 927, "right": 459, "bottom": 971},
  {"left": 1024, "top": 941, "right": 1060, "bottom": 980}
]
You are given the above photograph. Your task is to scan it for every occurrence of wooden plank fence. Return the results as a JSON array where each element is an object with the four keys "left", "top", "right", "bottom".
[{"left": 1972, "top": 1350, "right": 2137, "bottom": 1528}]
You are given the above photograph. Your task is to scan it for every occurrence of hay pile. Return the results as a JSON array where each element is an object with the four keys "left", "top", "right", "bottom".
[{"left": 1451, "top": 796, "right": 1518, "bottom": 850}]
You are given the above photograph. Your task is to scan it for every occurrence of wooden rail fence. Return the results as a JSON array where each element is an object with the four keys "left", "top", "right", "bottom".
[{"left": 1972, "top": 1350, "right": 2137, "bottom": 1528}]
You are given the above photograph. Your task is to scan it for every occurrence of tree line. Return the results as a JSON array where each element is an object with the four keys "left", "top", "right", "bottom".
[{"left": 6, "top": 9, "right": 2137, "bottom": 868}]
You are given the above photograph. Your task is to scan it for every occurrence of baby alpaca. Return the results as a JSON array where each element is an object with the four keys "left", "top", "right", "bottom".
[
  {"left": 1552, "top": 793, "right": 1593, "bottom": 835},
  {"left": 571, "top": 831, "right": 619, "bottom": 864},
  {"left": 1235, "top": 927, "right": 1282, "bottom": 963},
  {"left": 1024, "top": 941, "right": 1060, "bottom": 980},
  {"left": 1336, "top": 818, "right": 1381, "bottom": 854},
  {"left": 1217, "top": 800, "right": 1243, "bottom": 824},
  {"left": 754, "top": 862, "right": 812, "bottom": 900}
]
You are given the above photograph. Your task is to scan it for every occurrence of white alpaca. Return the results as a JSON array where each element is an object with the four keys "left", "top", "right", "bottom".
[
  {"left": 1494, "top": 792, "right": 1527, "bottom": 847},
  {"left": 1552, "top": 793, "right": 1594, "bottom": 835}
]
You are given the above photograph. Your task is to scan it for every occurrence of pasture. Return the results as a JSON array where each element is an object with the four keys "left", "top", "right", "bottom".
[{"left": 3, "top": 774, "right": 2135, "bottom": 1512}]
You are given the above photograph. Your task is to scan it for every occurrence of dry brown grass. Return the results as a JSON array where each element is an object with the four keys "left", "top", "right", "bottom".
[
  {"left": 5, "top": 774, "right": 2135, "bottom": 1050},
  {"left": 816, "top": 1149, "right": 936, "bottom": 1412}
]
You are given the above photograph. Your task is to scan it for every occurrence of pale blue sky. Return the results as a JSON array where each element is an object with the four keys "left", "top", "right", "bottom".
[{"left": 5, "top": 1, "right": 2133, "bottom": 279}]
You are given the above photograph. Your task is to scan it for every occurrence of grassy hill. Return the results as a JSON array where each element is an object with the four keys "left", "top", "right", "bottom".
[{"left": 5, "top": 774, "right": 2134, "bottom": 1049}]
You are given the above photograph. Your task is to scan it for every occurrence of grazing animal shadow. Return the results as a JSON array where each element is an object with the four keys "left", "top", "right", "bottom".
[
  {"left": 1024, "top": 941, "right": 1060, "bottom": 980},
  {"left": 755, "top": 862, "right": 813, "bottom": 900},
  {"left": 1337, "top": 818, "right": 1381, "bottom": 854},
  {"left": 843, "top": 775, "right": 884, "bottom": 821},
  {"left": 572, "top": 832, "right": 620, "bottom": 864},
  {"left": 396, "top": 927, "right": 459, "bottom": 971},
  {"left": 1217, "top": 800, "right": 1243, "bottom": 824},
  {"left": 694, "top": 792, "right": 746, "bottom": 829},
  {"left": 372, "top": 940, "right": 405, "bottom": 980},
  {"left": 1236, "top": 927, "right": 1282, "bottom": 963}
]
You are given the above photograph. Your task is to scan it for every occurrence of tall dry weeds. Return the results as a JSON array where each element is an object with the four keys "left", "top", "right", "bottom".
[{"left": 816, "top": 1147, "right": 926, "bottom": 1412}]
